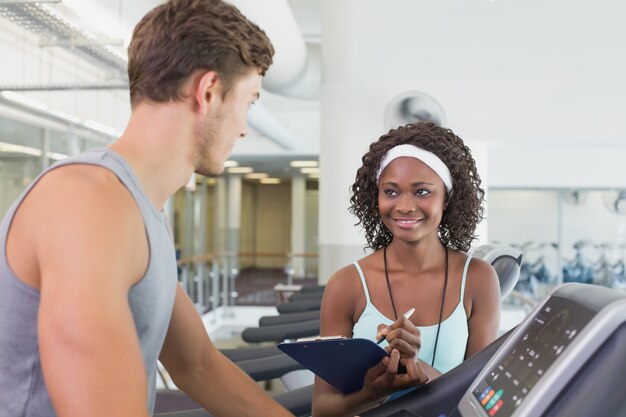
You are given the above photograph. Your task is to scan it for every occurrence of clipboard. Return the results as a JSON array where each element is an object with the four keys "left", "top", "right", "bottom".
[{"left": 277, "top": 337, "right": 389, "bottom": 394}]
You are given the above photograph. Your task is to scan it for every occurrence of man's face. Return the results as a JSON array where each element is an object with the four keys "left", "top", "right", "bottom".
[{"left": 193, "top": 69, "right": 262, "bottom": 176}]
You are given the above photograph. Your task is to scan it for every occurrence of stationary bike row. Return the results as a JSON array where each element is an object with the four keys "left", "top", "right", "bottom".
[
  {"left": 510, "top": 241, "right": 557, "bottom": 299},
  {"left": 562, "top": 240, "right": 626, "bottom": 289},
  {"left": 508, "top": 240, "right": 626, "bottom": 300}
]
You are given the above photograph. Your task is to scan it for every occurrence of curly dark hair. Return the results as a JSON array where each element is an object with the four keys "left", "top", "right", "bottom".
[
  {"left": 350, "top": 122, "right": 485, "bottom": 252},
  {"left": 128, "top": 0, "right": 274, "bottom": 107}
]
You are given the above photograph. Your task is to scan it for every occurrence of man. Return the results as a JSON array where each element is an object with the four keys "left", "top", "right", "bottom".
[{"left": 0, "top": 1, "right": 294, "bottom": 416}]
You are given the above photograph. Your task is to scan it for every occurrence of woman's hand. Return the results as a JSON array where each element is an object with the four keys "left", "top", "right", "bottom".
[
  {"left": 376, "top": 316, "right": 421, "bottom": 362},
  {"left": 361, "top": 349, "right": 428, "bottom": 399}
]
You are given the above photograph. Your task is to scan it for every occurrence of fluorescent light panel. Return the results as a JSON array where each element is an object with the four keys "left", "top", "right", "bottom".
[
  {"left": 260, "top": 178, "right": 281, "bottom": 184},
  {"left": 245, "top": 173, "right": 269, "bottom": 179},
  {"left": 300, "top": 167, "right": 320, "bottom": 174},
  {"left": 227, "top": 167, "right": 254, "bottom": 174},
  {"left": 1, "top": 91, "right": 120, "bottom": 139},
  {"left": 290, "top": 160, "right": 318, "bottom": 168},
  {"left": 0, "top": 141, "right": 68, "bottom": 160},
  {"left": 1, "top": 91, "right": 48, "bottom": 111}
]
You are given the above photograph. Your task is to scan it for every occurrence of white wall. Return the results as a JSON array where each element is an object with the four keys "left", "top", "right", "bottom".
[
  {"left": 489, "top": 144, "right": 626, "bottom": 189},
  {"left": 318, "top": 0, "right": 626, "bottom": 281},
  {"left": 488, "top": 190, "right": 560, "bottom": 247}
]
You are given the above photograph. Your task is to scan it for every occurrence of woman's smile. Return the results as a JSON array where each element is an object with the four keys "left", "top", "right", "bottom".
[{"left": 393, "top": 217, "right": 424, "bottom": 229}]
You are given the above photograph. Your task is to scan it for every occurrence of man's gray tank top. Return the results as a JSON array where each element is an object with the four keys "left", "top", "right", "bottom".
[{"left": 0, "top": 148, "right": 178, "bottom": 416}]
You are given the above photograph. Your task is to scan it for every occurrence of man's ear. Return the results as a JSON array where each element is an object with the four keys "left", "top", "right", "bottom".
[{"left": 194, "top": 71, "right": 220, "bottom": 116}]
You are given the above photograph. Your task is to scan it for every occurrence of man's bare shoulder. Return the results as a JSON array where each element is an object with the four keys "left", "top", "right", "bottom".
[
  {"left": 37, "top": 163, "right": 127, "bottom": 197},
  {"left": 26, "top": 164, "right": 137, "bottom": 220},
  {"left": 17, "top": 164, "right": 148, "bottom": 286}
]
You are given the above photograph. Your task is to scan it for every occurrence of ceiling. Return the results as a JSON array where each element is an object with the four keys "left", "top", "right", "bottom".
[
  {"left": 0, "top": 0, "right": 322, "bottom": 181},
  {"left": 0, "top": 0, "right": 625, "bottom": 185}
]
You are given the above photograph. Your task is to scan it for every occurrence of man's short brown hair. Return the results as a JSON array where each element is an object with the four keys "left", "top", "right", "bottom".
[{"left": 128, "top": 0, "right": 274, "bottom": 107}]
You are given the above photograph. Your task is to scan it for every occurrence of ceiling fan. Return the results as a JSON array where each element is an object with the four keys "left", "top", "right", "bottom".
[
  {"left": 602, "top": 190, "right": 626, "bottom": 215},
  {"left": 383, "top": 90, "right": 446, "bottom": 130}
]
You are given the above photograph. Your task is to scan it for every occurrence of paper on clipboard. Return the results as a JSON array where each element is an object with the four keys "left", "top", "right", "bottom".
[{"left": 277, "top": 337, "right": 389, "bottom": 394}]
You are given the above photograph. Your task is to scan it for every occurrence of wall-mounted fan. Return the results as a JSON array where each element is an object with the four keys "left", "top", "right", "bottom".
[
  {"left": 602, "top": 190, "right": 626, "bottom": 215},
  {"left": 560, "top": 189, "right": 588, "bottom": 205},
  {"left": 383, "top": 91, "right": 446, "bottom": 130}
]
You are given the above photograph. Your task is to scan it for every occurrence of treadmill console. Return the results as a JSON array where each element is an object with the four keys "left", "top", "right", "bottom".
[
  {"left": 469, "top": 297, "right": 593, "bottom": 416},
  {"left": 458, "top": 284, "right": 626, "bottom": 417}
]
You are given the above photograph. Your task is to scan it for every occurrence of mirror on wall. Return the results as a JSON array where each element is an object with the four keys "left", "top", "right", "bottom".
[{"left": 488, "top": 189, "right": 626, "bottom": 302}]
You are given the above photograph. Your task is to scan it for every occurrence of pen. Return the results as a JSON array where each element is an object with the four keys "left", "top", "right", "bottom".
[{"left": 376, "top": 307, "right": 416, "bottom": 344}]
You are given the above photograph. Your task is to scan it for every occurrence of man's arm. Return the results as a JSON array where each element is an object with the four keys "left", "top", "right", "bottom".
[
  {"left": 159, "top": 285, "right": 294, "bottom": 417},
  {"left": 32, "top": 167, "right": 152, "bottom": 417}
]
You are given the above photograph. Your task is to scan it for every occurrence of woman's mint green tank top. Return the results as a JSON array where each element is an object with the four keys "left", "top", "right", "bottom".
[{"left": 352, "top": 255, "right": 472, "bottom": 373}]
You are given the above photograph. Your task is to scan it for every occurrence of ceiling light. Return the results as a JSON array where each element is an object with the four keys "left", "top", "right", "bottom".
[
  {"left": 1, "top": 91, "right": 48, "bottom": 111},
  {"left": 260, "top": 178, "right": 281, "bottom": 184},
  {"left": 0, "top": 93, "right": 115, "bottom": 142},
  {"left": 0, "top": 142, "right": 41, "bottom": 157},
  {"left": 224, "top": 160, "right": 239, "bottom": 168},
  {"left": 245, "top": 173, "right": 269, "bottom": 179},
  {"left": 0, "top": 141, "right": 68, "bottom": 160},
  {"left": 307, "top": 173, "right": 320, "bottom": 179},
  {"left": 227, "top": 167, "right": 254, "bottom": 174},
  {"left": 300, "top": 167, "right": 320, "bottom": 174},
  {"left": 290, "top": 160, "right": 318, "bottom": 168}
]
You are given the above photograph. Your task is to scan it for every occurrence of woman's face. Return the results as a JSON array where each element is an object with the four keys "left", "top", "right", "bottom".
[{"left": 377, "top": 156, "right": 447, "bottom": 244}]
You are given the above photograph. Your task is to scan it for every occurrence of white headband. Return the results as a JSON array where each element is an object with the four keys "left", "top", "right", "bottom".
[{"left": 376, "top": 144, "right": 453, "bottom": 193}]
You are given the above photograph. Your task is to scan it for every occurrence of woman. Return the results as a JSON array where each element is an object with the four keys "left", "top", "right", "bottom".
[{"left": 312, "top": 122, "right": 501, "bottom": 417}]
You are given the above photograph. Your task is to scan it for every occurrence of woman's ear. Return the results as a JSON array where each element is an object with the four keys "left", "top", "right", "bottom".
[{"left": 443, "top": 193, "right": 451, "bottom": 210}]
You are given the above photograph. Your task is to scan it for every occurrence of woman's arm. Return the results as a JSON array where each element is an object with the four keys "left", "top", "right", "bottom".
[
  {"left": 312, "top": 266, "right": 427, "bottom": 417},
  {"left": 313, "top": 266, "right": 378, "bottom": 417},
  {"left": 464, "top": 258, "right": 501, "bottom": 358}
]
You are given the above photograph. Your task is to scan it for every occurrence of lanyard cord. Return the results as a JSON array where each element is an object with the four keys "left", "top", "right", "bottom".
[{"left": 383, "top": 244, "right": 449, "bottom": 368}]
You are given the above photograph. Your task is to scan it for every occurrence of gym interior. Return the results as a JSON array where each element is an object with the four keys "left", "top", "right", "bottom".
[{"left": 1, "top": 1, "right": 625, "bottom": 416}]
